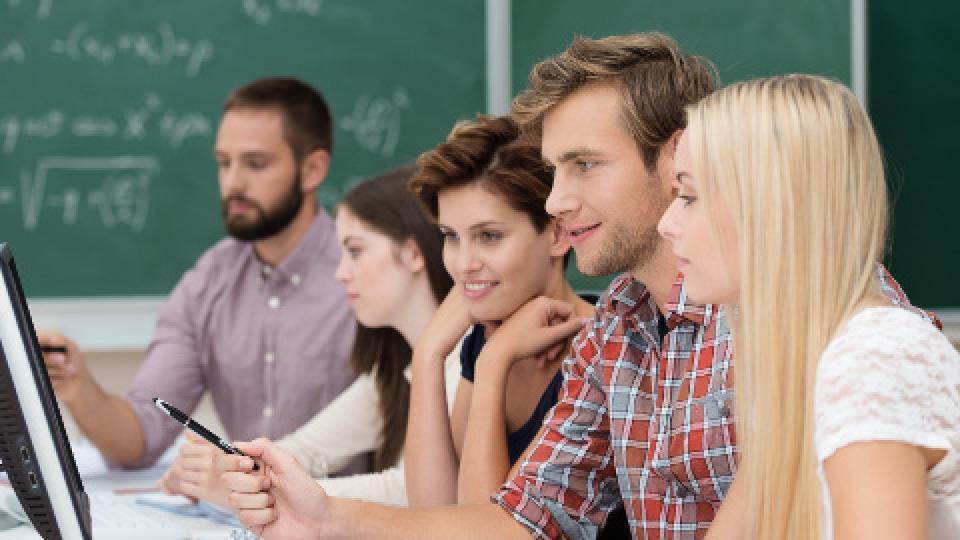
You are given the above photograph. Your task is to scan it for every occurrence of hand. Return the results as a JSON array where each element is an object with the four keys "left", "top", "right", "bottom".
[
  {"left": 222, "top": 438, "right": 330, "bottom": 540},
  {"left": 158, "top": 432, "right": 230, "bottom": 507},
  {"left": 36, "top": 331, "right": 89, "bottom": 404},
  {"left": 413, "top": 286, "right": 475, "bottom": 363},
  {"left": 483, "top": 296, "right": 587, "bottom": 369}
]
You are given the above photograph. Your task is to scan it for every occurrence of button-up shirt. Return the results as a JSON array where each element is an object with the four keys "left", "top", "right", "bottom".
[
  {"left": 495, "top": 266, "right": 926, "bottom": 539},
  {"left": 125, "top": 209, "right": 356, "bottom": 467}
]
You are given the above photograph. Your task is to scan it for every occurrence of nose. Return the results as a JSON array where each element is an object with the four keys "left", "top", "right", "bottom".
[
  {"left": 451, "top": 243, "right": 482, "bottom": 278},
  {"left": 545, "top": 170, "right": 580, "bottom": 219},
  {"left": 334, "top": 255, "right": 351, "bottom": 284},
  {"left": 657, "top": 198, "right": 683, "bottom": 242},
  {"left": 219, "top": 163, "right": 245, "bottom": 196}
]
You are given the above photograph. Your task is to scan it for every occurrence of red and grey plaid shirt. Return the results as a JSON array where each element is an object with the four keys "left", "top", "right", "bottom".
[{"left": 495, "top": 267, "right": 931, "bottom": 539}]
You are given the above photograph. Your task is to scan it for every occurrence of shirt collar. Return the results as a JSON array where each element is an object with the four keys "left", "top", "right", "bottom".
[
  {"left": 252, "top": 207, "right": 336, "bottom": 282},
  {"left": 606, "top": 272, "right": 718, "bottom": 329}
]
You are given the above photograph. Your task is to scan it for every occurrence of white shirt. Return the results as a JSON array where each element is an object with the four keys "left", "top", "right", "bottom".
[
  {"left": 276, "top": 338, "right": 462, "bottom": 506},
  {"left": 815, "top": 307, "right": 960, "bottom": 538}
]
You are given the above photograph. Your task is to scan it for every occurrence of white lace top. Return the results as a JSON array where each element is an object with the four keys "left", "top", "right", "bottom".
[{"left": 815, "top": 307, "right": 960, "bottom": 538}]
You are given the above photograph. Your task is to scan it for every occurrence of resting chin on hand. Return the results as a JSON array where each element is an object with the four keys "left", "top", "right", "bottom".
[
  {"left": 158, "top": 432, "right": 232, "bottom": 509},
  {"left": 221, "top": 438, "right": 331, "bottom": 540}
]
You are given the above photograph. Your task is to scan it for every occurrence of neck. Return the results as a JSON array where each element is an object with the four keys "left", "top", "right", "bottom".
[
  {"left": 392, "top": 276, "right": 440, "bottom": 346},
  {"left": 630, "top": 242, "right": 679, "bottom": 317},
  {"left": 252, "top": 198, "right": 318, "bottom": 267}
]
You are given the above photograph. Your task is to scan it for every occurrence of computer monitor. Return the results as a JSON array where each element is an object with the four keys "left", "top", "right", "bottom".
[{"left": 0, "top": 243, "right": 92, "bottom": 539}]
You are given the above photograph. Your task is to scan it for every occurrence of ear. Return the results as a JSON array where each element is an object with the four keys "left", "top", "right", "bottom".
[
  {"left": 398, "top": 237, "right": 425, "bottom": 273},
  {"left": 656, "top": 129, "right": 684, "bottom": 191},
  {"left": 300, "top": 148, "right": 331, "bottom": 192},
  {"left": 546, "top": 219, "right": 572, "bottom": 260}
]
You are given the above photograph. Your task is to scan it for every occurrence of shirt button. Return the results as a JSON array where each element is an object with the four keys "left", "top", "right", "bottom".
[
  {"left": 676, "top": 485, "right": 689, "bottom": 498},
  {"left": 268, "top": 296, "right": 280, "bottom": 309},
  {"left": 264, "top": 352, "right": 274, "bottom": 364},
  {"left": 263, "top": 265, "right": 273, "bottom": 276},
  {"left": 720, "top": 405, "right": 732, "bottom": 418},
  {"left": 263, "top": 406, "right": 273, "bottom": 418},
  {"left": 291, "top": 274, "right": 301, "bottom": 286}
]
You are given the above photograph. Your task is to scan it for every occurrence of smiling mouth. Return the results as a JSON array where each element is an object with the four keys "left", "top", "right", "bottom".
[{"left": 464, "top": 281, "right": 499, "bottom": 292}]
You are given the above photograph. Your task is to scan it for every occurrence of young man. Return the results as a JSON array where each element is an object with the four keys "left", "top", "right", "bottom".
[{"left": 40, "top": 77, "right": 357, "bottom": 474}]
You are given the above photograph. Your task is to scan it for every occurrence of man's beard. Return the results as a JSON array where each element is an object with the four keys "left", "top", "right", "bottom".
[
  {"left": 577, "top": 221, "right": 662, "bottom": 277},
  {"left": 222, "top": 172, "right": 304, "bottom": 241}
]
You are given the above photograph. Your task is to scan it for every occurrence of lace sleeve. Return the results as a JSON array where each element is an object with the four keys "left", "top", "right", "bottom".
[{"left": 815, "top": 308, "right": 960, "bottom": 463}]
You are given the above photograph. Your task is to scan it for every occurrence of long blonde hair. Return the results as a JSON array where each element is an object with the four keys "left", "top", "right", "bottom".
[{"left": 686, "top": 75, "right": 888, "bottom": 539}]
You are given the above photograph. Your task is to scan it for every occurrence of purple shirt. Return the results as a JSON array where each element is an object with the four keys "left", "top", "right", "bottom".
[{"left": 125, "top": 210, "right": 356, "bottom": 467}]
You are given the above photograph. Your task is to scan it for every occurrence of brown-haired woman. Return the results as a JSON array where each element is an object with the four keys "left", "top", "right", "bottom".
[
  {"left": 403, "top": 115, "right": 594, "bottom": 506},
  {"left": 159, "top": 165, "right": 457, "bottom": 506}
]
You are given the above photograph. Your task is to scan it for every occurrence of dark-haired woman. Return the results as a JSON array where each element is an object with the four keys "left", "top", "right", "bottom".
[{"left": 159, "top": 165, "right": 457, "bottom": 506}]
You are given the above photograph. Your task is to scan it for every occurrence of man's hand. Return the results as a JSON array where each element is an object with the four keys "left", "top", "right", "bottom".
[
  {"left": 37, "top": 331, "right": 89, "bottom": 404},
  {"left": 159, "top": 432, "right": 231, "bottom": 508},
  {"left": 222, "top": 438, "right": 330, "bottom": 540}
]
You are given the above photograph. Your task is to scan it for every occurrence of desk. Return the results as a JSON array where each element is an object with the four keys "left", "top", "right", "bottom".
[{"left": 0, "top": 439, "right": 248, "bottom": 539}]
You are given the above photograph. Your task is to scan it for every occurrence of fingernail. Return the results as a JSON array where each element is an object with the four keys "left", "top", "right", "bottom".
[{"left": 240, "top": 458, "right": 254, "bottom": 469}]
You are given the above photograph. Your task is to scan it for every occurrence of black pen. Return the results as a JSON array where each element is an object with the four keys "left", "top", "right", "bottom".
[
  {"left": 153, "top": 398, "right": 259, "bottom": 471},
  {"left": 40, "top": 345, "right": 68, "bottom": 354}
]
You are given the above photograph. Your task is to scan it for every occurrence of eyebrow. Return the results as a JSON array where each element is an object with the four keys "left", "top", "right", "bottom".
[
  {"left": 555, "top": 148, "right": 604, "bottom": 164},
  {"left": 436, "top": 220, "right": 506, "bottom": 231}
]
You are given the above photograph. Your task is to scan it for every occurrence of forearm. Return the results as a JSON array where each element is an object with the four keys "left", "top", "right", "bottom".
[
  {"left": 405, "top": 350, "right": 459, "bottom": 506},
  {"left": 66, "top": 377, "right": 145, "bottom": 465},
  {"left": 318, "top": 464, "right": 408, "bottom": 506},
  {"left": 458, "top": 351, "right": 511, "bottom": 504},
  {"left": 327, "top": 499, "right": 531, "bottom": 540}
]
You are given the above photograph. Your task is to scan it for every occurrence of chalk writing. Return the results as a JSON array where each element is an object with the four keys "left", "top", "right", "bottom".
[
  {"left": 340, "top": 87, "right": 410, "bottom": 158},
  {"left": 3, "top": 0, "right": 52, "bottom": 19},
  {"left": 0, "top": 95, "right": 211, "bottom": 153},
  {"left": 11, "top": 156, "right": 155, "bottom": 231},
  {"left": 0, "top": 41, "right": 25, "bottom": 63},
  {"left": 242, "top": 0, "right": 325, "bottom": 26},
  {"left": 49, "top": 22, "right": 214, "bottom": 77}
]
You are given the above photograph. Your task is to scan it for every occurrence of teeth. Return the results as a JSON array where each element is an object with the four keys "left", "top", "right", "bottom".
[{"left": 465, "top": 282, "right": 495, "bottom": 291}]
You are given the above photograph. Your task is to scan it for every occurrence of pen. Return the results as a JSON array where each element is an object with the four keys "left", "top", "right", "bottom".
[
  {"left": 40, "top": 345, "right": 68, "bottom": 354},
  {"left": 152, "top": 398, "right": 259, "bottom": 471}
]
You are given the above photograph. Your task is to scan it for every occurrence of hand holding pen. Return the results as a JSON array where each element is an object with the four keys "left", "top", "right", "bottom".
[{"left": 153, "top": 398, "right": 259, "bottom": 471}]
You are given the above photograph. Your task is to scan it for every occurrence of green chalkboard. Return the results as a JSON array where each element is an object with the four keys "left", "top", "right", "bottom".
[
  {"left": 870, "top": 0, "right": 960, "bottom": 309},
  {"left": 512, "top": 0, "right": 852, "bottom": 293},
  {"left": 0, "top": 0, "right": 485, "bottom": 296}
]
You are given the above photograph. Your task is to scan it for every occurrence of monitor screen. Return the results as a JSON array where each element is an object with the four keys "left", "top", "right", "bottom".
[{"left": 0, "top": 243, "right": 91, "bottom": 539}]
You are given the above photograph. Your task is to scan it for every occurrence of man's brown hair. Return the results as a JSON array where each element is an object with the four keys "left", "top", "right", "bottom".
[
  {"left": 224, "top": 76, "right": 334, "bottom": 162},
  {"left": 511, "top": 32, "right": 716, "bottom": 169}
]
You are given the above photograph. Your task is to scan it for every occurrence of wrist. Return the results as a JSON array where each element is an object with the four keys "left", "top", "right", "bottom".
[{"left": 475, "top": 345, "right": 513, "bottom": 380}]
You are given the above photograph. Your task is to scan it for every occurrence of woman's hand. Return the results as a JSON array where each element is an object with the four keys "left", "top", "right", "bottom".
[
  {"left": 221, "top": 438, "right": 330, "bottom": 540},
  {"left": 413, "top": 286, "right": 475, "bottom": 363},
  {"left": 481, "top": 296, "right": 587, "bottom": 371},
  {"left": 158, "top": 432, "right": 231, "bottom": 508}
]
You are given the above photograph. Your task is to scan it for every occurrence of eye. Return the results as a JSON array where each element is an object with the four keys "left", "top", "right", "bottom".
[
  {"left": 440, "top": 230, "right": 458, "bottom": 243},
  {"left": 679, "top": 194, "right": 697, "bottom": 207},
  {"left": 245, "top": 157, "right": 268, "bottom": 170},
  {"left": 344, "top": 245, "right": 363, "bottom": 259},
  {"left": 215, "top": 158, "right": 229, "bottom": 170},
  {"left": 478, "top": 230, "right": 502, "bottom": 243},
  {"left": 575, "top": 160, "right": 597, "bottom": 172}
]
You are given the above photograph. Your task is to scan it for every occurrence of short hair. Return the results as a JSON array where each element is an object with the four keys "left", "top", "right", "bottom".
[
  {"left": 223, "top": 76, "right": 334, "bottom": 161},
  {"left": 511, "top": 32, "right": 715, "bottom": 170},
  {"left": 410, "top": 114, "right": 553, "bottom": 233}
]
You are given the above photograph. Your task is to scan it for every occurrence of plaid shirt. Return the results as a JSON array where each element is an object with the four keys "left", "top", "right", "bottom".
[{"left": 495, "top": 266, "right": 931, "bottom": 540}]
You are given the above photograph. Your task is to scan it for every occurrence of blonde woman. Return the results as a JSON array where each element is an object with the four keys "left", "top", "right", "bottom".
[{"left": 658, "top": 74, "right": 959, "bottom": 538}]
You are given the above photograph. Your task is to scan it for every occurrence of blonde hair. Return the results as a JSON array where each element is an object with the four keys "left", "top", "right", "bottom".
[{"left": 686, "top": 75, "right": 888, "bottom": 539}]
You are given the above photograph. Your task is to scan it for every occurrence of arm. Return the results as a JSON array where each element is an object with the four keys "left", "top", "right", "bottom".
[
  {"left": 223, "top": 439, "right": 531, "bottom": 540},
  {"left": 458, "top": 298, "right": 583, "bottom": 504},
  {"left": 317, "top": 462, "right": 408, "bottom": 506},
  {"left": 38, "top": 331, "right": 146, "bottom": 465},
  {"left": 823, "top": 441, "right": 932, "bottom": 539},
  {"left": 404, "top": 288, "right": 474, "bottom": 506},
  {"left": 704, "top": 468, "right": 747, "bottom": 540},
  {"left": 276, "top": 373, "right": 382, "bottom": 477}
]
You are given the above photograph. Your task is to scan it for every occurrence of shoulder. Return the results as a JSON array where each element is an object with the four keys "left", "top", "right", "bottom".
[
  {"left": 165, "top": 235, "right": 248, "bottom": 304},
  {"left": 815, "top": 307, "right": 960, "bottom": 460}
]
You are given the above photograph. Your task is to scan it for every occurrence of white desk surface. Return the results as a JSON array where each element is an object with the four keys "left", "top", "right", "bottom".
[{"left": 0, "top": 438, "right": 249, "bottom": 539}]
